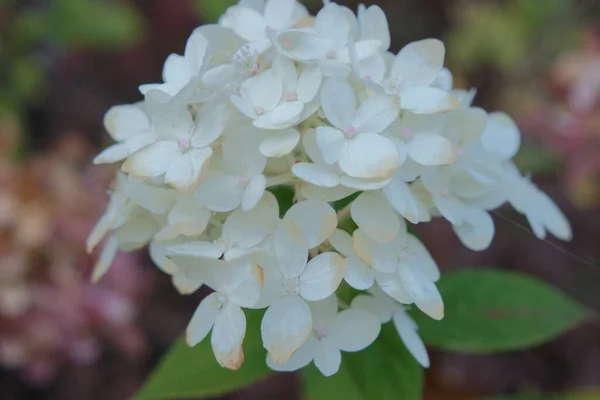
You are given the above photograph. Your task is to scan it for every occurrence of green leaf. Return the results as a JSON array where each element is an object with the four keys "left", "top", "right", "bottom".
[
  {"left": 412, "top": 269, "right": 592, "bottom": 352},
  {"left": 134, "top": 310, "right": 272, "bottom": 400},
  {"left": 302, "top": 323, "right": 423, "bottom": 400}
]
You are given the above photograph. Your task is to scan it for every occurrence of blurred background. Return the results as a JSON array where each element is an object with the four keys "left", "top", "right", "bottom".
[{"left": 0, "top": 0, "right": 599, "bottom": 399}]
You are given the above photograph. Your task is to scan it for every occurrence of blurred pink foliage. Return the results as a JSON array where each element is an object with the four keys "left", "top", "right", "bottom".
[
  {"left": 520, "top": 29, "right": 600, "bottom": 208},
  {"left": 0, "top": 127, "right": 152, "bottom": 385}
]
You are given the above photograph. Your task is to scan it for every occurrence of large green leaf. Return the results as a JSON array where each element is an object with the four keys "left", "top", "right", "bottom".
[
  {"left": 302, "top": 323, "right": 423, "bottom": 400},
  {"left": 412, "top": 269, "right": 592, "bottom": 352},
  {"left": 134, "top": 309, "right": 272, "bottom": 400}
]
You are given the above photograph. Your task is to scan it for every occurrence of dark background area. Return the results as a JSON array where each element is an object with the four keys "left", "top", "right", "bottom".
[{"left": 0, "top": 0, "right": 599, "bottom": 399}]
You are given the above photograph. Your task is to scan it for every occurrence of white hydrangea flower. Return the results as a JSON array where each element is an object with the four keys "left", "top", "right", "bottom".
[
  {"left": 352, "top": 286, "right": 430, "bottom": 367},
  {"left": 316, "top": 77, "right": 400, "bottom": 179},
  {"left": 94, "top": 103, "right": 155, "bottom": 165},
  {"left": 122, "top": 102, "right": 230, "bottom": 192},
  {"left": 186, "top": 257, "right": 263, "bottom": 370},
  {"left": 88, "top": 0, "right": 574, "bottom": 376},
  {"left": 267, "top": 295, "right": 380, "bottom": 376}
]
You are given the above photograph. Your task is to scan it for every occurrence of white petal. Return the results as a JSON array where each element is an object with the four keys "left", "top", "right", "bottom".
[
  {"left": 222, "top": 128, "right": 266, "bottom": 176},
  {"left": 302, "top": 128, "right": 326, "bottom": 163},
  {"left": 186, "top": 293, "right": 221, "bottom": 346},
  {"left": 383, "top": 177, "right": 431, "bottom": 224},
  {"left": 375, "top": 271, "right": 412, "bottom": 303},
  {"left": 269, "top": 29, "right": 333, "bottom": 61},
  {"left": 393, "top": 311, "right": 429, "bottom": 367},
  {"left": 126, "top": 183, "right": 175, "bottom": 214},
  {"left": 103, "top": 105, "right": 150, "bottom": 141},
  {"left": 167, "top": 241, "right": 223, "bottom": 259},
  {"left": 296, "top": 65, "right": 323, "bottom": 103},
  {"left": 222, "top": 192, "right": 280, "bottom": 249},
  {"left": 453, "top": 209, "right": 495, "bottom": 251},
  {"left": 352, "top": 95, "right": 399, "bottom": 134},
  {"left": 165, "top": 148, "right": 213, "bottom": 192},
  {"left": 261, "top": 295, "right": 312, "bottom": 363},
  {"left": 351, "top": 294, "right": 393, "bottom": 323},
  {"left": 328, "top": 229, "right": 353, "bottom": 256},
  {"left": 351, "top": 191, "right": 403, "bottom": 243},
  {"left": 404, "top": 234, "right": 440, "bottom": 281},
  {"left": 273, "top": 54, "right": 299, "bottom": 94},
  {"left": 340, "top": 175, "right": 391, "bottom": 191},
  {"left": 398, "top": 266, "right": 444, "bottom": 320},
  {"left": 192, "top": 102, "right": 230, "bottom": 147},
  {"left": 224, "top": 6, "right": 268, "bottom": 42},
  {"left": 481, "top": 112, "right": 521, "bottom": 161},
  {"left": 432, "top": 67, "right": 453, "bottom": 92},
  {"left": 392, "top": 39, "right": 445, "bottom": 87},
  {"left": 228, "top": 261, "right": 264, "bottom": 308},
  {"left": 211, "top": 303, "right": 246, "bottom": 370},
  {"left": 313, "top": 340, "right": 342, "bottom": 377},
  {"left": 327, "top": 309, "right": 381, "bottom": 351},
  {"left": 173, "top": 271, "right": 204, "bottom": 295},
  {"left": 315, "top": 2, "right": 351, "bottom": 50},
  {"left": 315, "top": 126, "right": 348, "bottom": 164},
  {"left": 338, "top": 133, "right": 400, "bottom": 179},
  {"left": 230, "top": 94, "right": 258, "bottom": 119},
  {"left": 91, "top": 236, "right": 119, "bottom": 283},
  {"left": 408, "top": 133, "right": 457, "bottom": 166},
  {"left": 245, "top": 69, "right": 283, "bottom": 112},
  {"left": 320, "top": 77, "right": 356, "bottom": 130},
  {"left": 292, "top": 162, "right": 340, "bottom": 188},
  {"left": 168, "top": 197, "right": 211, "bottom": 237},
  {"left": 283, "top": 200, "right": 337, "bottom": 248},
  {"left": 300, "top": 183, "right": 356, "bottom": 202},
  {"left": 254, "top": 101, "right": 303, "bottom": 129},
  {"left": 309, "top": 295, "right": 339, "bottom": 328},
  {"left": 265, "top": 0, "right": 296, "bottom": 30},
  {"left": 345, "top": 256, "right": 374, "bottom": 290},
  {"left": 260, "top": 128, "right": 300, "bottom": 157},
  {"left": 359, "top": 5, "right": 390, "bottom": 50},
  {"left": 298, "top": 252, "right": 346, "bottom": 301},
  {"left": 400, "top": 86, "right": 460, "bottom": 114},
  {"left": 271, "top": 229, "right": 310, "bottom": 279},
  {"left": 94, "top": 134, "right": 156, "bottom": 165},
  {"left": 149, "top": 240, "right": 179, "bottom": 274},
  {"left": 242, "top": 174, "right": 266, "bottom": 210},
  {"left": 184, "top": 30, "right": 209, "bottom": 72},
  {"left": 266, "top": 334, "right": 317, "bottom": 371},
  {"left": 121, "top": 141, "right": 180, "bottom": 178},
  {"left": 152, "top": 107, "right": 194, "bottom": 140},
  {"left": 195, "top": 175, "right": 245, "bottom": 212}
]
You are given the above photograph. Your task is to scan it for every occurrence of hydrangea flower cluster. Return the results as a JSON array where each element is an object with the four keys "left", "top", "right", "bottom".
[{"left": 89, "top": 0, "right": 572, "bottom": 376}]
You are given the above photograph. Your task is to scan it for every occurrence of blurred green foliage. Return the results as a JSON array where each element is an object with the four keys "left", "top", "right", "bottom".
[
  {"left": 16, "top": 0, "right": 142, "bottom": 49},
  {"left": 0, "top": 0, "right": 142, "bottom": 121},
  {"left": 447, "top": 0, "right": 581, "bottom": 73},
  {"left": 194, "top": 0, "right": 238, "bottom": 23}
]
